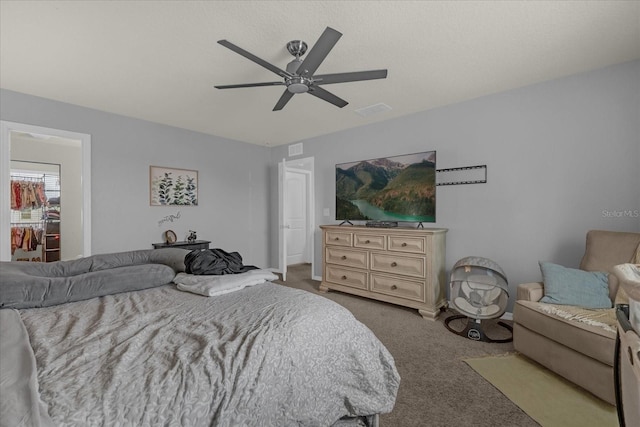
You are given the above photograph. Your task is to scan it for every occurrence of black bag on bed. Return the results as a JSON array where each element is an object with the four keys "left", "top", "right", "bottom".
[{"left": 184, "top": 248, "right": 258, "bottom": 275}]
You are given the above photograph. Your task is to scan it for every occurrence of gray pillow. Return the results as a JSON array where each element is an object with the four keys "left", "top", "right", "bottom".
[
  {"left": 148, "top": 248, "right": 191, "bottom": 272},
  {"left": 539, "top": 261, "right": 611, "bottom": 309},
  {"left": 0, "top": 249, "right": 190, "bottom": 309},
  {"left": 0, "top": 264, "right": 176, "bottom": 309},
  {"left": 0, "top": 249, "right": 189, "bottom": 277}
]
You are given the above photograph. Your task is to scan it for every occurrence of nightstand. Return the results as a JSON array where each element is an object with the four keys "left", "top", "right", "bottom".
[{"left": 152, "top": 240, "right": 211, "bottom": 251}]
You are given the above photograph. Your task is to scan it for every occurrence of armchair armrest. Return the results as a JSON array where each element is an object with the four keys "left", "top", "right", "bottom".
[{"left": 517, "top": 282, "right": 544, "bottom": 302}]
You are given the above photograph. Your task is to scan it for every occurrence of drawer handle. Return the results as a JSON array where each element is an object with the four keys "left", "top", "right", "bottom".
[
  {"left": 365, "top": 240, "right": 370, "bottom": 244},
  {"left": 334, "top": 237, "right": 340, "bottom": 241},
  {"left": 391, "top": 262, "right": 398, "bottom": 267},
  {"left": 341, "top": 255, "right": 347, "bottom": 260},
  {"left": 341, "top": 275, "right": 347, "bottom": 280},
  {"left": 401, "top": 242, "right": 407, "bottom": 247},
  {"left": 391, "top": 285, "right": 398, "bottom": 290}
]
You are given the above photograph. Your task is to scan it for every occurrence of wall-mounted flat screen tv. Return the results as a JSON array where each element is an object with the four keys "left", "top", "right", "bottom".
[{"left": 336, "top": 151, "right": 436, "bottom": 223}]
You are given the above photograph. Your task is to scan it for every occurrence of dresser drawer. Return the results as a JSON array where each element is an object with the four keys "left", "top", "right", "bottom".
[
  {"left": 325, "top": 265, "right": 368, "bottom": 290},
  {"left": 371, "top": 273, "right": 425, "bottom": 302},
  {"left": 325, "top": 247, "right": 368, "bottom": 269},
  {"left": 370, "top": 252, "right": 425, "bottom": 278},
  {"left": 325, "top": 230, "right": 353, "bottom": 247},
  {"left": 353, "top": 233, "right": 386, "bottom": 250},
  {"left": 388, "top": 235, "right": 427, "bottom": 254}
]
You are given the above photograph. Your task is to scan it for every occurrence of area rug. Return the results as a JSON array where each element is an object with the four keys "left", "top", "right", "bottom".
[{"left": 464, "top": 353, "right": 618, "bottom": 427}]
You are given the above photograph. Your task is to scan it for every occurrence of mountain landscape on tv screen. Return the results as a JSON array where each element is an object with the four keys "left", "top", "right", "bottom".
[{"left": 336, "top": 152, "right": 436, "bottom": 222}]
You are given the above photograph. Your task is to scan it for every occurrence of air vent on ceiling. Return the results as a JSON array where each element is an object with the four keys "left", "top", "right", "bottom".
[
  {"left": 288, "top": 143, "right": 303, "bottom": 157},
  {"left": 355, "top": 102, "right": 392, "bottom": 117}
]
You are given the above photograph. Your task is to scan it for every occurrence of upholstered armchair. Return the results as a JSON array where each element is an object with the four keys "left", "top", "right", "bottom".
[{"left": 513, "top": 230, "right": 640, "bottom": 404}]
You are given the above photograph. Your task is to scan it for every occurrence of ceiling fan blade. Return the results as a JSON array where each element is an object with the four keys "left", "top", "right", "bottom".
[
  {"left": 215, "top": 81, "right": 284, "bottom": 89},
  {"left": 273, "top": 90, "right": 295, "bottom": 111},
  {"left": 313, "top": 69, "right": 388, "bottom": 85},
  {"left": 308, "top": 86, "right": 348, "bottom": 108},
  {"left": 218, "top": 40, "right": 291, "bottom": 78},
  {"left": 297, "top": 27, "right": 342, "bottom": 77}
]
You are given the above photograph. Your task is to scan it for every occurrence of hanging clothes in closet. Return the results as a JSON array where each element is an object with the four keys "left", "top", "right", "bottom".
[
  {"left": 10, "top": 175, "right": 48, "bottom": 262},
  {"left": 10, "top": 225, "right": 43, "bottom": 255},
  {"left": 10, "top": 179, "right": 47, "bottom": 210}
]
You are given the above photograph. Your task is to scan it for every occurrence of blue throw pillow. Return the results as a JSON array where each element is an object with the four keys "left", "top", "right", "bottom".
[{"left": 539, "top": 261, "right": 611, "bottom": 309}]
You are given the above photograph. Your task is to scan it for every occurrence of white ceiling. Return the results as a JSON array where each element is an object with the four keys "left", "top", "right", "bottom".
[{"left": 1, "top": 1, "right": 639, "bottom": 147}]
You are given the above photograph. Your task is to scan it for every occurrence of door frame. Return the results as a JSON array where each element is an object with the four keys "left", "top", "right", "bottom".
[
  {"left": 285, "top": 167, "right": 312, "bottom": 266},
  {"left": 0, "top": 121, "right": 92, "bottom": 261},
  {"left": 278, "top": 156, "right": 315, "bottom": 281}
]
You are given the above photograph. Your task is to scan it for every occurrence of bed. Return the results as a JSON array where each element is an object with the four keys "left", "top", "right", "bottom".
[{"left": 0, "top": 249, "right": 400, "bottom": 427}]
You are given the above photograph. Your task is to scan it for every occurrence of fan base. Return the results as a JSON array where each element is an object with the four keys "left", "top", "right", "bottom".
[
  {"left": 286, "top": 40, "right": 308, "bottom": 58},
  {"left": 444, "top": 315, "right": 513, "bottom": 343}
]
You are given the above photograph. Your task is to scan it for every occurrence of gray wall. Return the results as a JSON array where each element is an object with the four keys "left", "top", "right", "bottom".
[
  {"left": 2, "top": 60, "right": 638, "bottom": 312},
  {"left": 1, "top": 89, "right": 272, "bottom": 268},
  {"left": 270, "top": 60, "right": 640, "bottom": 311}
]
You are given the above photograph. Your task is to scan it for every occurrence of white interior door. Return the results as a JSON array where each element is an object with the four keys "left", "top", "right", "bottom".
[
  {"left": 285, "top": 169, "right": 308, "bottom": 266},
  {"left": 278, "top": 156, "right": 315, "bottom": 282}
]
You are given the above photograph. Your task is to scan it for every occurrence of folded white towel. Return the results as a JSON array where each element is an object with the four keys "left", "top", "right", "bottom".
[{"left": 174, "top": 269, "right": 279, "bottom": 297}]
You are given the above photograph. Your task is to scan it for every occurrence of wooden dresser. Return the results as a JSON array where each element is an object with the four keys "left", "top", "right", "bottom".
[{"left": 320, "top": 225, "right": 448, "bottom": 320}]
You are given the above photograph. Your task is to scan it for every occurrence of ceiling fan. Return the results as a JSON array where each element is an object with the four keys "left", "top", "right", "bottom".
[{"left": 215, "top": 27, "right": 388, "bottom": 111}]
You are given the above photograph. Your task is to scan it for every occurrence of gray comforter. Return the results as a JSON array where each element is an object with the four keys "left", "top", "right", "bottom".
[{"left": 2, "top": 282, "right": 399, "bottom": 426}]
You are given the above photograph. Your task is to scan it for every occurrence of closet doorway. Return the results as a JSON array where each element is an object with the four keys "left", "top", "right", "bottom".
[
  {"left": 10, "top": 161, "right": 61, "bottom": 262},
  {"left": 1, "top": 121, "right": 91, "bottom": 262}
]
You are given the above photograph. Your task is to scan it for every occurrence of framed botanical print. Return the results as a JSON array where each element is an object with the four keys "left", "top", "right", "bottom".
[{"left": 150, "top": 166, "right": 198, "bottom": 206}]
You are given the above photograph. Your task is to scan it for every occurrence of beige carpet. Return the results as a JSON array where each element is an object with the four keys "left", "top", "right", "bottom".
[
  {"left": 276, "top": 264, "right": 620, "bottom": 426},
  {"left": 276, "top": 264, "right": 537, "bottom": 427},
  {"left": 464, "top": 354, "right": 618, "bottom": 427}
]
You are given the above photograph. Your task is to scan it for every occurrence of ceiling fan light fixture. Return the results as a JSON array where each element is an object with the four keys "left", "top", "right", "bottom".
[
  {"left": 287, "top": 83, "right": 309, "bottom": 94},
  {"left": 286, "top": 76, "right": 310, "bottom": 93}
]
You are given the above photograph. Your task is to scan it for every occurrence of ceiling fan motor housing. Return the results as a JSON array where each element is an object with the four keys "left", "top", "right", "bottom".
[
  {"left": 284, "top": 46, "right": 313, "bottom": 93},
  {"left": 286, "top": 58, "right": 304, "bottom": 75}
]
